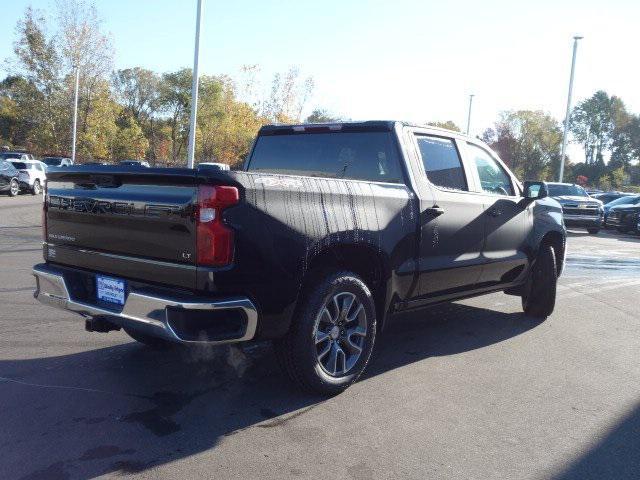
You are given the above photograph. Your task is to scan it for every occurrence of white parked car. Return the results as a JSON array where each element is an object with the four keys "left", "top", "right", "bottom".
[
  {"left": 9, "top": 159, "right": 47, "bottom": 195},
  {"left": 42, "top": 156, "right": 73, "bottom": 168},
  {"left": 198, "top": 162, "right": 231, "bottom": 171}
]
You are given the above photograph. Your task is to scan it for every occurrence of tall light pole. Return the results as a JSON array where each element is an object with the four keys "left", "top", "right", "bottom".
[
  {"left": 71, "top": 66, "right": 80, "bottom": 163},
  {"left": 559, "top": 36, "right": 583, "bottom": 182},
  {"left": 466, "top": 94, "right": 475, "bottom": 135},
  {"left": 186, "top": 0, "right": 204, "bottom": 169}
]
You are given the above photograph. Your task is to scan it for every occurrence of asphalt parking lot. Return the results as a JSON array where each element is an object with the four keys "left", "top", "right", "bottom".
[{"left": 1, "top": 194, "right": 639, "bottom": 480}]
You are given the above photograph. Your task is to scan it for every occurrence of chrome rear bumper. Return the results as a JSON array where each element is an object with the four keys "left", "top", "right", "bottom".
[{"left": 32, "top": 264, "right": 258, "bottom": 344}]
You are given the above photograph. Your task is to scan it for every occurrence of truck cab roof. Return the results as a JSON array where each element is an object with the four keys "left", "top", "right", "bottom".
[{"left": 259, "top": 120, "right": 467, "bottom": 138}]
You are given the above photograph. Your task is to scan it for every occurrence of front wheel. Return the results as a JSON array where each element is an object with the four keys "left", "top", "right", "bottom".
[
  {"left": 587, "top": 228, "right": 600, "bottom": 234},
  {"left": 8, "top": 179, "right": 20, "bottom": 197},
  {"left": 275, "top": 271, "right": 376, "bottom": 396},
  {"left": 522, "top": 243, "right": 557, "bottom": 319},
  {"left": 32, "top": 179, "right": 42, "bottom": 195}
]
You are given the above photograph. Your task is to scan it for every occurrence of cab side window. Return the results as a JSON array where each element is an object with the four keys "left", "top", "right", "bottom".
[
  {"left": 415, "top": 135, "right": 467, "bottom": 191},
  {"left": 467, "top": 143, "right": 514, "bottom": 196}
]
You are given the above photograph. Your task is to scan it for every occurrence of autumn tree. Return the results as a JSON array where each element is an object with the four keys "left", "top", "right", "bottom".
[
  {"left": 261, "top": 67, "right": 314, "bottom": 122},
  {"left": 482, "top": 111, "right": 562, "bottom": 181}
]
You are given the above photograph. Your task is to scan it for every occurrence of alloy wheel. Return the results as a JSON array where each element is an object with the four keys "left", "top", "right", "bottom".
[
  {"left": 313, "top": 292, "right": 368, "bottom": 376},
  {"left": 10, "top": 180, "right": 19, "bottom": 196}
]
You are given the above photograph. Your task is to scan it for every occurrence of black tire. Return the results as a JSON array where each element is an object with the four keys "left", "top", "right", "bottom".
[
  {"left": 617, "top": 226, "right": 631, "bottom": 234},
  {"left": 274, "top": 271, "right": 377, "bottom": 396},
  {"left": 522, "top": 243, "right": 557, "bottom": 319},
  {"left": 8, "top": 179, "right": 19, "bottom": 197},
  {"left": 32, "top": 179, "right": 42, "bottom": 195},
  {"left": 124, "top": 326, "right": 173, "bottom": 349},
  {"left": 587, "top": 228, "right": 599, "bottom": 234}
]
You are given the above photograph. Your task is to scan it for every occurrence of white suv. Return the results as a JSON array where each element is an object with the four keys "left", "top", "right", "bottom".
[{"left": 9, "top": 159, "right": 47, "bottom": 195}]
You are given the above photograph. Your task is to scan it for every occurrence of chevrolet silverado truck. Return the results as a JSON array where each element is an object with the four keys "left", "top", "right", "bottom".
[
  {"left": 547, "top": 182, "right": 603, "bottom": 234},
  {"left": 33, "top": 121, "right": 566, "bottom": 395}
]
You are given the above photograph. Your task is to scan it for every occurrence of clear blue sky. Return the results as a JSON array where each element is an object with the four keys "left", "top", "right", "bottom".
[{"left": 2, "top": 0, "right": 639, "bottom": 161}]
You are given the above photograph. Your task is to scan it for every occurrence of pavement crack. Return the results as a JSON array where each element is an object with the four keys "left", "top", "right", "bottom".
[{"left": 0, "top": 375, "right": 146, "bottom": 399}]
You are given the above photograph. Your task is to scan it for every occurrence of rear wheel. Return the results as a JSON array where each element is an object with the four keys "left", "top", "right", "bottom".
[
  {"left": 8, "top": 179, "right": 19, "bottom": 197},
  {"left": 587, "top": 227, "right": 599, "bottom": 234},
  {"left": 124, "top": 327, "right": 173, "bottom": 349},
  {"left": 32, "top": 179, "right": 42, "bottom": 195},
  {"left": 617, "top": 226, "right": 631, "bottom": 234},
  {"left": 522, "top": 243, "right": 557, "bottom": 319},
  {"left": 275, "top": 271, "right": 376, "bottom": 396}
]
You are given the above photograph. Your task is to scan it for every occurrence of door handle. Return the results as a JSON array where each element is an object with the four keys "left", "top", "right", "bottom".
[
  {"left": 488, "top": 207, "right": 502, "bottom": 217},
  {"left": 425, "top": 206, "right": 445, "bottom": 217}
]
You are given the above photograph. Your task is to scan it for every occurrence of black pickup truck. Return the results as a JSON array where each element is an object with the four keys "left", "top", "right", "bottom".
[{"left": 33, "top": 121, "right": 565, "bottom": 395}]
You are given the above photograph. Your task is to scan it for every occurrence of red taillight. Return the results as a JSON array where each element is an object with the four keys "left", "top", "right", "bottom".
[{"left": 196, "top": 185, "right": 239, "bottom": 266}]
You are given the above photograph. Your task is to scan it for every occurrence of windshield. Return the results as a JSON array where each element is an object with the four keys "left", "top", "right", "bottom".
[
  {"left": 0, "top": 153, "right": 21, "bottom": 160},
  {"left": 608, "top": 195, "right": 640, "bottom": 207},
  {"left": 547, "top": 184, "right": 588, "bottom": 197},
  {"left": 10, "top": 161, "right": 28, "bottom": 169},
  {"left": 42, "top": 158, "right": 62, "bottom": 166}
]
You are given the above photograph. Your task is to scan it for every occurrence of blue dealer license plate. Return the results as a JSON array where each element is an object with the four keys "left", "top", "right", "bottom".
[{"left": 96, "top": 275, "right": 126, "bottom": 305}]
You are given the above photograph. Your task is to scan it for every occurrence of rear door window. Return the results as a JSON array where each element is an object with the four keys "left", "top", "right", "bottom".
[
  {"left": 248, "top": 131, "right": 403, "bottom": 183},
  {"left": 414, "top": 135, "right": 468, "bottom": 191}
]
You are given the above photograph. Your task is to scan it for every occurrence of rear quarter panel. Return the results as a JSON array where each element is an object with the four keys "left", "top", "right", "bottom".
[{"left": 208, "top": 171, "right": 418, "bottom": 337}]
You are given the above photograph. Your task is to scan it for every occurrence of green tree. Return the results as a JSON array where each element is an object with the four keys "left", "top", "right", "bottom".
[
  {"left": 570, "top": 91, "right": 628, "bottom": 165},
  {"left": 11, "top": 7, "right": 67, "bottom": 153},
  {"left": 610, "top": 114, "right": 640, "bottom": 169},
  {"left": 158, "top": 69, "right": 192, "bottom": 163},
  {"left": 112, "top": 114, "right": 149, "bottom": 160},
  {"left": 0, "top": 77, "right": 24, "bottom": 146},
  {"left": 482, "top": 110, "right": 562, "bottom": 181},
  {"left": 197, "top": 75, "right": 263, "bottom": 166},
  {"left": 76, "top": 80, "right": 117, "bottom": 160},
  {"left": 428, "top": 120, "right": 461, "bottom": 132},
  {"left": 112, "top": 67, "right": 161, "bottom": 162},
  {"left": 306, "top": 109, "right": 340, "bottom": 123}
]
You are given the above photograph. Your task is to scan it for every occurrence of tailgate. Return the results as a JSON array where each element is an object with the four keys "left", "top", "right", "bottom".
[{"left": 44, "top": 166, "right": 198, "bottom": 288}]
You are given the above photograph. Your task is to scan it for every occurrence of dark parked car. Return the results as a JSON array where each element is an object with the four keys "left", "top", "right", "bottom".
[
  {"left": 42, "top": 156, "right": 73, "bottom": 168},
  {"left": 591, "top": 191, "right": 633, "bottom": 205},
  {"left": 605, "top": 203, "right": 640, "bottom": 233},
  {"left": 119, "top": 160, "right": 150, "bottom": 168},
  {"left": 0, "top": 151, "right": 35, "bottom": 162},
  {"left": 33, "top": 121, "right": 566, "bottom": 395},
  {"left": 0, "top": 160, "right": 20, "bottom": 197},
  {"left": 547, "top": 182, "right": 603, "bottom": 234},
  {"left": 602, "top": 195, "right": 640, "bottom": 227}
]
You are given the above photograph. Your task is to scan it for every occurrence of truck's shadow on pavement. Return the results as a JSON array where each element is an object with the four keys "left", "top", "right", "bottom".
[{"left": 3, "top": 303, "right": 546, "bottom": 479}]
